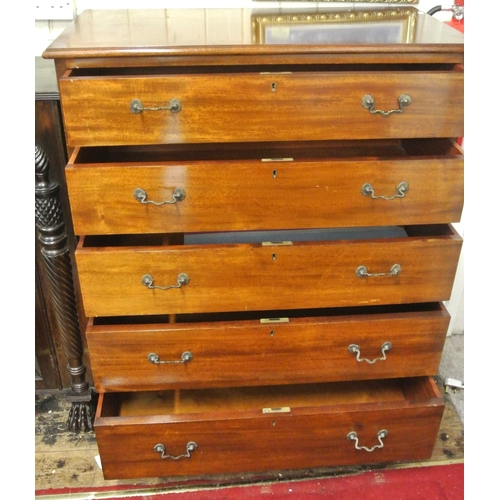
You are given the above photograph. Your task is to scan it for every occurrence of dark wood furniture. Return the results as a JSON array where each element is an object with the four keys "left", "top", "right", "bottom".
[
  {"left": 35, "top": 57, "right": 93, "bottom": 431},
  {"left": 35, "top": 57, "right": 69, "bottom": 392},
  {"left": 43, "top": 6, "right": 464, "bottom": 480}
]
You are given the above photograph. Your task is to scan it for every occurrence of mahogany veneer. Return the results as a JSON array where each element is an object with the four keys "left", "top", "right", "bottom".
[
  {"left": 87, "top": 303, "right": 450, "bottom": 392},
  {"left": 66, "top": 139, "right": 463, "bottom": 235},
  {"left": 44, "top": 7, "right": 464, "bottom": 480},
  {"left": 94, "top": 377, "right": 444, "bottom": 479}
]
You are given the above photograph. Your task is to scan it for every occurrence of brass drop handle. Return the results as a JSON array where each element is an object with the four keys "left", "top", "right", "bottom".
[
  {"left": 154, "top": 442, "right": 198, "bottom": 460},
  {"left": 347, "top": 430, "right": 388, "bottom": 452},
  {"left": 134, "top": 187, "right": 186, "bottom": 205},
  {"left": 348, "top": 342, "right": 392, "bottom": 364},
  {"left": 356, "top": 264, "right": 401, "bottom": 278},
  {"left": 130, "top": 98, "right": 182, "bottom": 114},
  {"left": 142, "top": 273, "right": 190, "bottom": 290},
  {"left": 361, "top": 94, "right": 412, "bottom": 116},
  {"left": 362, "top": 182, "right": 408, "bottom": 200},
  {"left": 148, "top": 351, "right": 193, "bottom": 365}
]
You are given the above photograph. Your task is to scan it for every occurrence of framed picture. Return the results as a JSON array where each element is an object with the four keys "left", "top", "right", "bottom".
[{"left": 252, "top": 8, "right": 418, "bottom": 45}]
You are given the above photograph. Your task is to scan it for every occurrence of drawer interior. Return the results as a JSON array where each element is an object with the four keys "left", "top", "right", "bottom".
[
  {"left": 79, "top": 224, "right": 457, "bottom": 249},
  {"left": 99, "top": 377, "right": 440, "bottom": 418},
  {"left": 185, "top": 226, "right": 407, "bottom": 245},
  {"left": 91, "top": 301, "right": 446, "bottom": 327},
  {"left": 66, "top": 63, "right": 460, "bottom": 78},
  {"left": 72, "top": 138, "right": 462, "bottom": 165}
]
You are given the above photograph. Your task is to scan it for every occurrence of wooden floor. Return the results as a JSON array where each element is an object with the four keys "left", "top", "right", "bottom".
[{"left": 35, "top": 381, "right": 464, "bottom": 496}]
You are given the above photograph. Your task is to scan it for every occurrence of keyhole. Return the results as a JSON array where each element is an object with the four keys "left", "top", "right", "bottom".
[
  {"left": 273, "top": 170, "right": 278, "bottom": 178},
  {"left": 272, "top": 254, "right": 276, "bottom": 261},
  {"left": 270, "top": 330, "right": 274, "bottom": 337},
  {"left": 271, "top": 82, "right": 276, "bottom": 92}
]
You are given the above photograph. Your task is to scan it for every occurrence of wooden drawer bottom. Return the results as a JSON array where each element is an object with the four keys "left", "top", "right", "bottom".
[{"left": 94, "top": 377, "right": 444, "bottom": 480}]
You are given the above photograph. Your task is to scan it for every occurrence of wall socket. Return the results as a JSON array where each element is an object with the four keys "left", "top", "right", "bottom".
[{"left": 35, "top": 1, "right": 75, "bottom": 21}]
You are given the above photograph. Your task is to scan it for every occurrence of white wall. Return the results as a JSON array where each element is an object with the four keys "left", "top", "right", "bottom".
[
  {"left": 75, "top": 0, "right": 451, "bottom": 12},
  {"left": 35, "top": 0, "right": 464, "bottom": 336}
]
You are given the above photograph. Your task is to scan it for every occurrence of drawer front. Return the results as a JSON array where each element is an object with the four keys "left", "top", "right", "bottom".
[
  {"left": 94, "top": 378, "right": 444, "bottom": 480},
  {"left": 66, "top": 156, "right": 464, "bottom": 235},
  {"left": 76, "top": 227, "right": 462, "bottom": 317},
  {"left": 87, "top": 304, "right": 450, "bottom": 392},
  {"left": 60, "top": 71, "right": 464, "bottom": 146}
]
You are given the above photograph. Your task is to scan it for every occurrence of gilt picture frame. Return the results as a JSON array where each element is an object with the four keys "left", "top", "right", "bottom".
[{"left": 252, "top": 8, "right": 418, "bottom": 45}]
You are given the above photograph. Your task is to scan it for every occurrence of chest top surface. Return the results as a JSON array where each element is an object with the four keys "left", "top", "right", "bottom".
[{"left": 43, "top": 7, "right": 464, "bottom": 63}]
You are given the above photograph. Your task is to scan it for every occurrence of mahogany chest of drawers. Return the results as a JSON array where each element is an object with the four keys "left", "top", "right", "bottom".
[{"left": 44, "top": 7, "right": 464, "bottom": 480}]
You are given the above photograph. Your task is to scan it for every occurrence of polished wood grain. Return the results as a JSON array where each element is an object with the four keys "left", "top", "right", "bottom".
[
  {"left": 42, "top": 7, "right": 464, "bottom": 479},
  {"left": 43, "top": 9, "right": 464, "bottom": 63},
  {"left": 94, "top": 377, "right": 444, "bottom": 479},
  {"left": 35, "top": 389, "right": 463, "bottom": 491},
  {"left": 114, "top": 380, "right": 406, "bottom": 416},
  {"left": 59, "top": 70, "right": 463, "bottom": 146},
  {"left": 66, "top": 141, "right": 463, "bottom": 235},
  {"left": 75, "top": 225, "right": 462, "bottom": 317},
  {"left": 35, "top": 98, "right": 73, "bottom": 390},
  {"left": 35, "top": 145, "right": 94, "bottom": 431},
  {"left": 86, "top": 303, "right": 449, "bottom": 392}
]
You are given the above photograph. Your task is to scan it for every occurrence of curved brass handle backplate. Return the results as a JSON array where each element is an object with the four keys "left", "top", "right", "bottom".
[
  {"left": 356, "top": 264, "right": 401, "bottom": 278},
  {"left": 362, "top": 182, "right": 408, "bottom": 200},
  {"left": 154, "top": 442, "right": 197, "bottom": 460},
  {"left": 134, "top": 187, "right": 186, "bottom": 206},
  {"left": 148, "top": 351, "right": 193, "bottom": 365},
  {"left": 362, "top": 94, "right": 412, "bottom": 116},
  {"left": 348, "top": 342, "right": 392, "bottom": 364},
  {"left": 142, "top": 273, "right": 190, "bottom": 290},
  {"left": 347, "top": 430, "right": 388, "bottom": 452},
  {"left": 130, "top": 98, "right": 182, "bottom": 114}
]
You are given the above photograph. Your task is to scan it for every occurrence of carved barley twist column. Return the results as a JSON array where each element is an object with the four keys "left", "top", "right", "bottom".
[{"left": 35, "top": 144, "right": 94, "bottom": 432}]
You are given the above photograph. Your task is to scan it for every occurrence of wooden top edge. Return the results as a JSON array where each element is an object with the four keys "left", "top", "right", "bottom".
[
  {"left": 42, "top": 43, "right": 464, "bottom": 60},
  {"left": 42, "top": 8, "right": 464, "bottom": 61}
]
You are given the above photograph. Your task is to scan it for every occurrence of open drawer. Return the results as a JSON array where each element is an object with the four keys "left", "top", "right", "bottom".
[
  {"left": 87, "top": 302, "right": 450, "bottom": 392},
  {"left": 59, "top": 67, "right": 464, "bottom": 147},
  {"left": 94, "top": 376, "right": 444, "bottom": 480},
  {"left": 75, "top": 224, "right": 463, "bottom": 316},
  {"left": 66, "top": 139, "right": 464, "bottom": 235}
]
